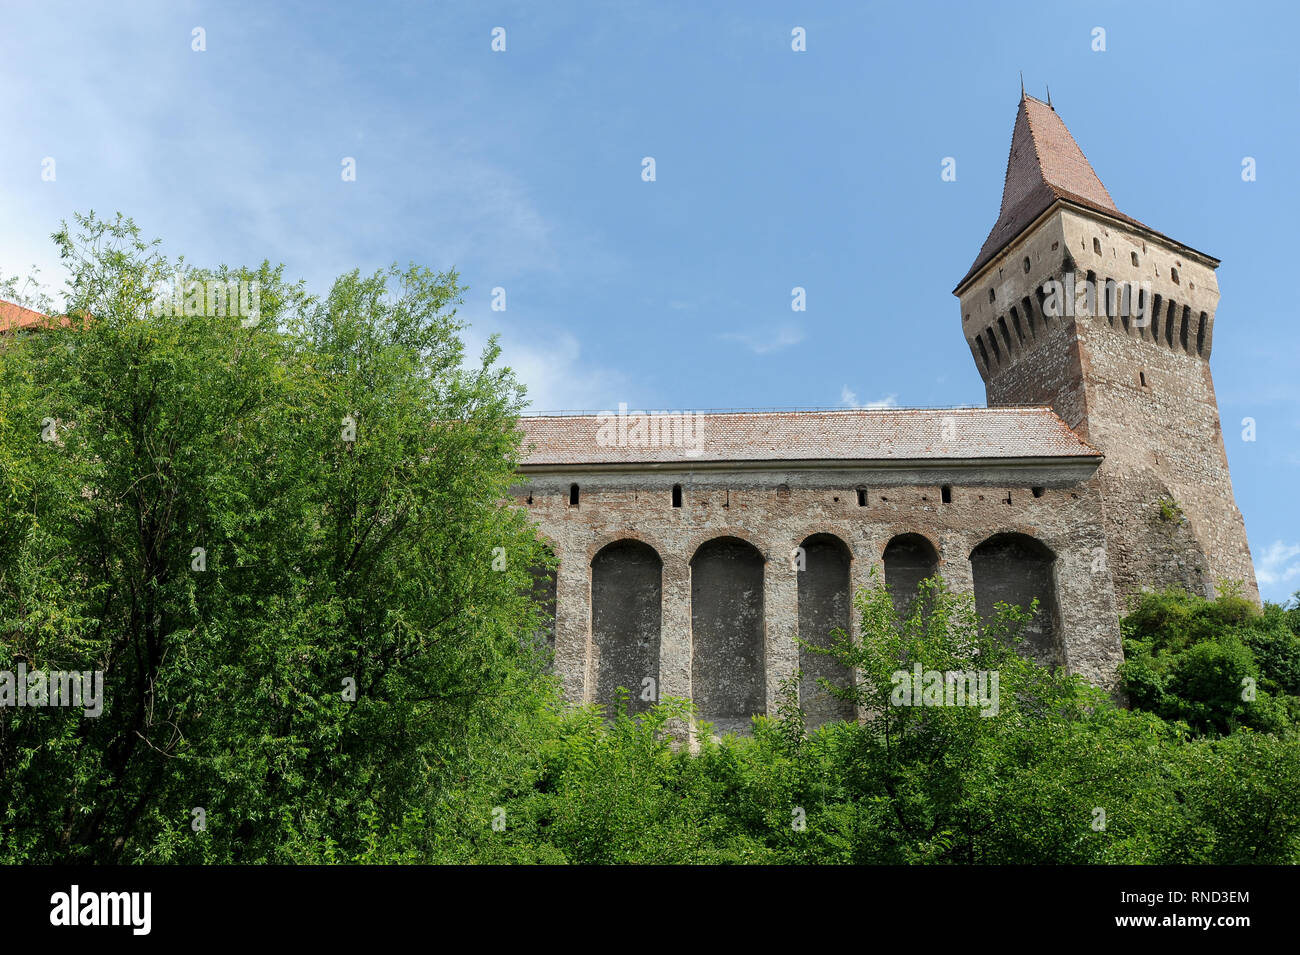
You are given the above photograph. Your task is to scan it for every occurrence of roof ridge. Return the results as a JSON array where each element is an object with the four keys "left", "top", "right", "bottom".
[{"left": 520, "top": 405, "right": 1060, "bottom": 419}]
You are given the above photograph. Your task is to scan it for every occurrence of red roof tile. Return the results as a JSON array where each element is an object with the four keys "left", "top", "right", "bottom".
[
  {"left": 518, "top": 407, "right": 1100, "bottom": 467},
  {"left": 0, "top": 300, "right": 54, "bottom": 333},
  {"left": 957, "top": 96, "right": 1172, "bottom": 291}
]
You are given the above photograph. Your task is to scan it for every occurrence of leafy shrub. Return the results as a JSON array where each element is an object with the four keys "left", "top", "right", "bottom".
[{"left": 1121, "top": 588, "right": 1300, "bottom": 734}]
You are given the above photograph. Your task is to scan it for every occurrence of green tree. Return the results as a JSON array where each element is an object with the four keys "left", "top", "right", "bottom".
[
  {"left": 0, "top": 213, "right": 554, "bottom": 862},
  {"left": 1120, "top": 588, "right": 1300, "bottom": 734}
]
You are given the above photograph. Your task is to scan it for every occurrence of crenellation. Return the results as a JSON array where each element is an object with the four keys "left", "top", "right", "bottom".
[{"left": 955, "top": 96, "right": 1255, "bottom": 605}]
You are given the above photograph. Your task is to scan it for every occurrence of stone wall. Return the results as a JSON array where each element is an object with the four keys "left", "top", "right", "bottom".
[
  {"left": 514, "top": 461, "right": 1123, "bottom": 731},
  {"left": 591, "top": 539, "right": 662, "bottom": 715},
  {"left": 797, "top": 535, "right": 855, "bottom": 727},
  {"left": 958, "top": 206, "right": 1259, "bottom": 605}
]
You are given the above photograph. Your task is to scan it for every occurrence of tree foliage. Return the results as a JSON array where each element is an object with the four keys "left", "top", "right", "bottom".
[
  {"left": 0, "top": 213, "right": 553, "bottom": 862},
  {"left": 1120, "top": 588, "right": 1300, "bottom": 734},
  {"left": 427, "top": 577, "right": 1300, "bottom": 864},
  {"left": 3, "top": 214, "right": 1296, "bottom": 865}
]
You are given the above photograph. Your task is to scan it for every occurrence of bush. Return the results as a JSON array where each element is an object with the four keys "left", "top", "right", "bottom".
[
  {"left": 451, "top": 576, "right": 1300, "bottom": 864},
  {"left": 1120, "top": 588, "right": 1300, "bottom": 734}
]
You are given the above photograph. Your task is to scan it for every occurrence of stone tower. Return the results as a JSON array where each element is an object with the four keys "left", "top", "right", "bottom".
[{"left": 954, "top": 94, "right": 1258, "bottom": 605}]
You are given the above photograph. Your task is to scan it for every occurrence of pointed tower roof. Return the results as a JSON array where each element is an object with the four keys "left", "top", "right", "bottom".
[{"left": 956, "top": 95, "right": 1152, "bottom": 290}]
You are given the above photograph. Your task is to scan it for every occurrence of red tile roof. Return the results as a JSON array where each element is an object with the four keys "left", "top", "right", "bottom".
[
  {"left": 956, "top": 96, "right": 1197, "bottom": 291},
  {"left": 518, "top": 406, "right": 1100, "bottom": 467},
  {"left": 0, "top": 300, "right": 53, "bottom": 333}
]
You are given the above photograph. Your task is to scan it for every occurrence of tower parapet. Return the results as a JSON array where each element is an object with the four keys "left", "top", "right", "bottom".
[{"left": 954, "top": 94, "right": 1257, "bottom": 605}]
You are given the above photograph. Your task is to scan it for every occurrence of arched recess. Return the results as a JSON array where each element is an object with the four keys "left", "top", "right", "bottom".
[
  {"left": 883, "top": 533, "right": 940, "bottom": 617},
  {"left": 797, "top": 534, "right": 856, "bottom": 728},
  {"left": 691, "top": 536, "right": 765, "bottom": 734},
  {"left": 526, "top": 545, "right": 557, "bottom": 656},
  {"left": 969, "top": 533, "right": 1061, "bottom": 666},
  {"left": 591, "top": 539, "right": 662, "bottom": 715}
]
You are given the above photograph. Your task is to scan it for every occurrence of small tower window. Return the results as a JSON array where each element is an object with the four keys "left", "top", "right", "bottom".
[
  {"left": 1032, "top": 486, "right": 1045, "bottom": 498},
  {"left": 672, "top": 484, "right": 682, "bottom": 508},
  {"left": 1138, "top": 370, "right": 1147, "bottom": 388},
  {"left": 1022, "top": 256, "right": 1031, "bottom": 273},
  {"left": 856, "top": 487, "right": 868, "bottom": 507},
  {"left": 1131, "top": 251, "right": 1139, "bottom": 267},
  {"left": 1093, "top": 237, "right": 1102, "bottom": 255},
  {"left": 526, "top": 493, "right": 533, "bottom": 505},
  {"left": 987, "top": 288, "right": 996, "bottom": 304},
  {"left": 568, "top": 483, "right": 579, "bottom": 507},
  {"left": 941, "top": 485, "right": 952, "bottom": 504},
  {"left": 1170, "top": 267, "right": 1180, "bottom": 285}
]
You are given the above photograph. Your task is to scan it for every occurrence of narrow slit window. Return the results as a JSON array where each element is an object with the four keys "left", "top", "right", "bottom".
[
  {"left": 568, "top": 483, "right": 579, "bottom": 507},
  {"left": 941, "top": 485, "right": 952, "bottom": 504},
  {"left": 997, "top": 316, "right": 1014, "bottom": 354},
  {"left": 856, "top": 487, "right": 868, "bottom": 507},
  {"left": 1010, "top": 307, "right": 1026, "bottom": 345},
  {"left": 986, "top": 328, "right": 1002, "bottom": 363},
  {"left": 672, "top": 484, "right": 682, "bottom": 508}
]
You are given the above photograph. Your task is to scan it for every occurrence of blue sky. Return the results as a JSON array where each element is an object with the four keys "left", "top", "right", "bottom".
[{"left": 1, "top": 0, "right": 1297, "bottom": 600}]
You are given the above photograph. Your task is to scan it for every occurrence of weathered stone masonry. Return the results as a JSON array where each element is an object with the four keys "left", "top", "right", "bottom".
[
  {"left": 514, "top": 408, "right": 1124, "bottom": 729},
  {"left": 955, "top": 94, "right": 1258, "bottom": 605},
  {"left": 510, "top": 94, "right": 1257, "bottom": 729}
]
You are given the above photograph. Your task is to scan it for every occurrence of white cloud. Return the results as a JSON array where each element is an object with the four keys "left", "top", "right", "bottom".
[
  {"left": 462, "top": 308, "right": 621, "bottom": 413},
  {"left": 0, "top": 3, "right": 604, "bottom": 303},
  {"left": 1255, "top": 540, "right": 1300, "bottom": 600},
  {"left": 718, "top": 324, "right": 804, "bottom": 355},
  {"left": 840, "top": 386, "right": 898, "bottom": 410}
]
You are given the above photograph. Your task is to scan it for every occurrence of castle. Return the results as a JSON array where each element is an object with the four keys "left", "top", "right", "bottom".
[{"left": 513, "top": 94, "right": 1258, "bottom": 732}]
